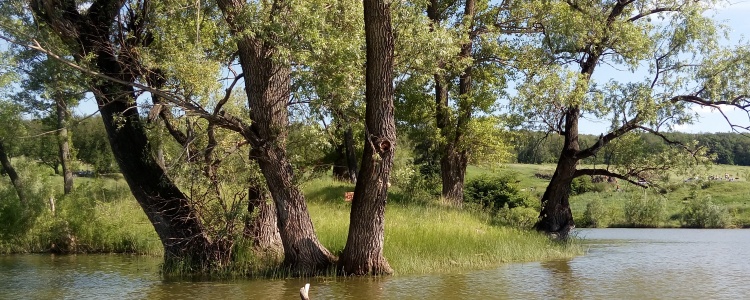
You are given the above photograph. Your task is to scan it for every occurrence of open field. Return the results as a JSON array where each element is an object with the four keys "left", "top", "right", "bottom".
[{"left": 477, "top": 163, "right": 750, "bottom": 228}]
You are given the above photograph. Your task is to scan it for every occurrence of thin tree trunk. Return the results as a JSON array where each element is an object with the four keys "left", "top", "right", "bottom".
[
  {"left": 245, "top": 185, "right": 282, "bottom": 256},
  {"left": 333, "top": 126, "right": 358, "bottom": 183},
  {"left": 344, "top": 127, "right": 358, "bottom": 183},
  {"left": 217, "top": 0, "right": 335, "bottom": 275},
  {"left": 0, "top": 142, "right": 26, "bottom": 205},
  {"left": 55, "top": 96, "right": 73, "bottom": 195},
  {"left": 339, "top": 0, "right": 396, "bottom": 275}
]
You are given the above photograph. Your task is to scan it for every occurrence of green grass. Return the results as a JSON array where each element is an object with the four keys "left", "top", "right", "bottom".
[
  {"left": 0, "top": 171, "right": 161, "bottom": 255},
  {"left": 303, "top": 177, "right": 581, "bottom": 275},
  {"left": 1, "top": 164, "right": 582, "bottom": 276},
  {"left": 483, "top": 163, "right": 750, "bottom": 228}
]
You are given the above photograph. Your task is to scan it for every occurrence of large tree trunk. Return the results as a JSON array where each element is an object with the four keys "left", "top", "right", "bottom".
[
  {"left": 31, "top": 0, "right": 219, "bottom": 269},
  {"left": 96, "top": 81, "right": 217, "bottom": 267},
  {"left": 535, "top": 108, "right": 581, "bottom": 238},
  {"left": 217, "top": 0, "right": 335, "bottom": 275},
  {"left": 55, "top": 96, "right": 73, "bottom": 195},
  {"left": 0, "top": 142, "right": 26, "bottom": 205},
  {"left": 339, "top": 0, "right": 396, "bottom": 276}
]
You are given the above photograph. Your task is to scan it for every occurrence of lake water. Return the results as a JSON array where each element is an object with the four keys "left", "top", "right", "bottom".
[{"left": 1, "top": 228, "right": 748, "bottom": 299}]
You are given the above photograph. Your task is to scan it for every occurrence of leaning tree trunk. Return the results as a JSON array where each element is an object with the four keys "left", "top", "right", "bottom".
[
  {"left": 339, "top": 0, "right": 396, "bottom": 276},
  {"left": 0, "top": 142, "right": 26, "bottom": 205},
  {"left": 55, "top": 96, "right": 73, "bottom": 195},
  {"left": 96, "top": 82, "right": 218, "bottom": 267},
  {"left": 535, "top": 155, "right": 577, "bottom": 238},
  {"left": 535, "top": 108, "right": 581, "bottom": 238},
  {"left": 217, "top": 0, "right": 335, "bottom": 275},
  {"left": 30, "top": 0, "right": 219, "bottom": 269}
]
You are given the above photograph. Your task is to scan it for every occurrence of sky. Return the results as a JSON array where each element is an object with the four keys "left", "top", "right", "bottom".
[
  {"left": 577, "top": 1, "right": 750, "bottom": 135},
  {"left": 52, "top": 1, "right": 750, "bottom": 135}
]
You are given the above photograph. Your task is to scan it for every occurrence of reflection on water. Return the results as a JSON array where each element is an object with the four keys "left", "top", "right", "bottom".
[{"left": 1, "top": 229, "right": 749, "bottom": 299}]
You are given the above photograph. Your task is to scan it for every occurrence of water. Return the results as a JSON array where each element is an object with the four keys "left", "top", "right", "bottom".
[{"left": 1, "top": 229, "right": 748, "bottom": 299}]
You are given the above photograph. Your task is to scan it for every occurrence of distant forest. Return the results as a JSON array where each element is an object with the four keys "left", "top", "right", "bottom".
[{"left": 513, "top": 131, "right": 750, "bottom": 166}]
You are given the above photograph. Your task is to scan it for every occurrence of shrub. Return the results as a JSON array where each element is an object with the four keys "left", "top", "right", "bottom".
[
  {"left": 570, "top": 176, "right": 594, "bottom": 195},
  {"left": 681, "top": 193, "right": 731, "bottom": 228},
  {"left": 464, "top": 174, "right": 525, "bottom": 210},
  {"left": 583, "top": 198, "right": 611, "bottom": 228},
  {"left": 493, "top": 205, "right": 538, "bottom": 229},
  {"left": 623, "top": 194, "right": 666, "bottom": 227}
]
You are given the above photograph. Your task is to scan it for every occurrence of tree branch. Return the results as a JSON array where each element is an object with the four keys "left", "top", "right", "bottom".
[
  {"left": 574, "top": 168, "right": 647, "bottom": 188},
  {"left": 577, "top": 115, "right": 641, "bottom": 159},
  {"left": 1, "top": 35, "right": 263, "bottom": 146}
]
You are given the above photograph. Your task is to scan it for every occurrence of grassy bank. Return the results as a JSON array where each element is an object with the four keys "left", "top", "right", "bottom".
[
  {"left": 304, "top": 178, "right": 580, "bottom": 275},
  {"left": 484, "top": 163, "right": 750, "bottom": 228},
  {"left": 0, "top": 166, "right": 581, "bottom": 275},
  {"left": 0, "top": 171, "right": 162, "bottom": 255}
]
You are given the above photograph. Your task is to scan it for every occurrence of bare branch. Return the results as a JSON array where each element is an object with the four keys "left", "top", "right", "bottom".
[
  {"left": 574, "top": 168, "right": 648, "bottom": 188},
  {"left": 628, "top": 7, "right": 679, "bottom": 23}
]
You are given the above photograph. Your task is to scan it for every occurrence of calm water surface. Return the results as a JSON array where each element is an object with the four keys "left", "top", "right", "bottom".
[{"left": 1, "top": 228, "right": 748, "bottom": 299}]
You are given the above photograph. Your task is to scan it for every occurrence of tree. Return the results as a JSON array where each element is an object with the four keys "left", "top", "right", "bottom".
[
  {"left": 13, "top": 52, "right": 84, "bottom": 194},
  {"left": 22, "top": 0, "right": 220, "bottom": 268},
  {"left": 338, "top": 0, "right": 397, "bottom": 275},
  {"left": 215, "top": 0, "right": 336, "bottom": 274},
  {"left": 0, "top": 51, "right": 27, "bottom": 205},
  {"left": 70, "top": 116, "right": 117, "bottom": 173},
  {"left": 397, "top": 0, "right": 515, "bottom": 206},
  {"left": 509, "top": 0, "right": 750, "bottom": 237}
]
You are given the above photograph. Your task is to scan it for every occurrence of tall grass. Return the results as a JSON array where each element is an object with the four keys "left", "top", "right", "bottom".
[
  {"left": 305, "top": 177, "right": 582, "bottom": 275},
  {"left": 0, "top": 173, "right": 161, "bottom": 255},
  {"left": 2, "top": 164, "right": 583, "bottom": 276}
]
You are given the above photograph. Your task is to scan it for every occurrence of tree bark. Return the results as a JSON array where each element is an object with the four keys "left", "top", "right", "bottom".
[
  {"left": 0, "top": 142, "right": 26, "bottom": 205},
  {"left": 245, "top": 185, "right": 282, "bottom": 256},
  {"left": 339, "top": 0, "right": 396, "bottom": 276},
  {"left": 217, "top": 0, "right": 335, "bottom": 275},
  {"left": 55, "top": 95, "right": 73, "bottom": 195},
  {"left": 31, "top": 0, "right": 218, "bottom": 268},
  {"left": 535, "top": 108, "right": 581, "bottom": 238},
  {"left": 333, "top": 125, "right": 358, "bottom": 183},
  {"left": 440, "top": 145, "right": 468, "bottom": 206}
]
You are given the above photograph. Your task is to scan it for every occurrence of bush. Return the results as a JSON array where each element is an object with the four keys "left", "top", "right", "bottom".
[
  {"left": 681, "top": 193, "right": 731, "bottom": 228},
  {"left": 464, "top": 174, "right": 526, "bottom": 210},
  {"left": 571, "top": 176, "right": 594, "bottom": 195},
  {"left": 493, "top": 205, "right": 538, "bottom": 229},
  {"left": 583, "top": 198, "right": 612, "bottom": 228},
  {"left": 623, "top": 194, "right": 666, "bottom": 227}
]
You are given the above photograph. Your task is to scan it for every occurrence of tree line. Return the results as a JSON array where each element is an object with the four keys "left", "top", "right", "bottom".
[
  {"left": 1, "top": 0, "right": 749, "bottom": 276},
  {"left": 513, "top": 131, "right": 750, "bottom": 167}
]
